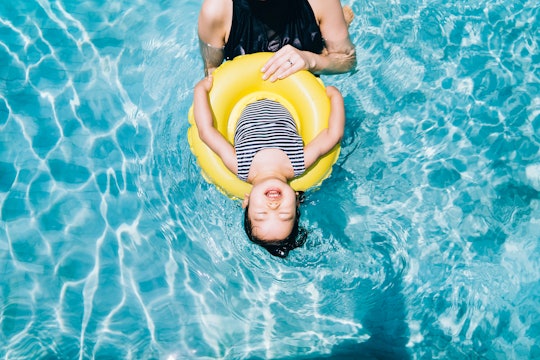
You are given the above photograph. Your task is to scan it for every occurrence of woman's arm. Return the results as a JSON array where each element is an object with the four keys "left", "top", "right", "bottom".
[
  {"left": 303, "top": 86, "right": 345, "bottom": 169},
  {"left": 197, "top": 0, "right": 232, "bottom": 75},
  {"left": 193, "top": 77, "right": 238, "bottom": 174},
  {"left": 261, "top": 0, "right": 356, "bottom": 81},
  {"left": 311, "top": 0, "right": 356, "bottom": 74}
]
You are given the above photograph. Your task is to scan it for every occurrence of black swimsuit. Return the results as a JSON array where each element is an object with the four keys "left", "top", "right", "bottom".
[{"left": 224, "top": 0, "right": 324, "bottom": 60}]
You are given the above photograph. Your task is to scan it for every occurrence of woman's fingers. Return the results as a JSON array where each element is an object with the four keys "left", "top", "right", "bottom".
[{"left": 261, "top": 46, "right": 306, "bottom": 82}]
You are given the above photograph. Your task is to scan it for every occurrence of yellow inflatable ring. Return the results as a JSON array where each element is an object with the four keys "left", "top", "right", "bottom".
[{"left": 188, "top": 52, "right": 340, "bottom": 199}]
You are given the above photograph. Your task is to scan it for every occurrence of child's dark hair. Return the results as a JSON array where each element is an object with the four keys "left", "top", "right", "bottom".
[{"left": 243, "top": 206, "right": 307, "bottom": 258}]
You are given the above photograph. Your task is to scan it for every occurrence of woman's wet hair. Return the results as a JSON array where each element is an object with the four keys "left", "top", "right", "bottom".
[{"left": 243, "top": 192, "right": 307, "bottom": 258}]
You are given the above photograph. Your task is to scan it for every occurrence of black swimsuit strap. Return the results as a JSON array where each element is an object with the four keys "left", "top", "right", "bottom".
[{"left": 225, "top": 0, "right": 324, "bottom": 59}]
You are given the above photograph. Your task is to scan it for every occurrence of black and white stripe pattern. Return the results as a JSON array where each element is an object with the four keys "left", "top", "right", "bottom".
[{"left": 234, "top": 99, "right": 305, "bottom": 181}]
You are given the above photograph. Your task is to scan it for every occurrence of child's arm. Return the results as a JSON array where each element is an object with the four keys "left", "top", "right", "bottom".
[
  {"left": 193, "top": 77, "right": 238, "bottom": 174},
  {"left": 303, "top": 86, "right": 345, "bottom": 168}
]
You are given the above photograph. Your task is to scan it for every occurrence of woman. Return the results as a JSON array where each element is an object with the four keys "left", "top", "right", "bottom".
[{"left": 198, "top": 0, "right": 356, "bottom": 80}]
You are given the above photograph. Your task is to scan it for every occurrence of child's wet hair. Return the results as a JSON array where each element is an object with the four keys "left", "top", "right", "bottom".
[{"left": 243, "top": 192, "right": 307, "bottom": 258}]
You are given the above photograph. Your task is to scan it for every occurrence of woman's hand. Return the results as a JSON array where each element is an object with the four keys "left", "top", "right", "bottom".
[
  {"left": 261, "top": 45, "right": 313, "bottom": 82},
  {"left": 260, "top": 40, "right": 356, "bottom": 82}
]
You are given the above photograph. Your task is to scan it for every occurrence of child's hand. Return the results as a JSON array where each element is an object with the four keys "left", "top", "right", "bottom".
[
  {"left": 325, "top": 85, "right": 341, "bottom": 99},
  {"left": 195, "top": 75, "right": 213, "bottom": 93}
]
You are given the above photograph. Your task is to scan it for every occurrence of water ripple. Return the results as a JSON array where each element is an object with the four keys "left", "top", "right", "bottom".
[{"left": 1, "top": 0, "right": 539, "bottom": 358}]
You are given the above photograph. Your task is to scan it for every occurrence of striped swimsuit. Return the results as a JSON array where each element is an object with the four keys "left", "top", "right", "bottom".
[{"left": 235, "top": 99, "right": 305, "bottom": 181}]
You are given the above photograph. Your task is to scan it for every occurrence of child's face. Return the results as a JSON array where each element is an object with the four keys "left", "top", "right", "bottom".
[{"left": 243, "top": 179, "right": 298, "bottom": 242}]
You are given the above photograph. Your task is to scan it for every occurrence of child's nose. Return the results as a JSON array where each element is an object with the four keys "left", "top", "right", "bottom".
[{"left": 267, "top": 201, "right": 279, "bottom": 209}]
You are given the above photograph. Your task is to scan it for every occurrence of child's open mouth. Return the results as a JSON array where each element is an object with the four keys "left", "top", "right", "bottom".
[{"left": 265, "top": 188, "right": 282, "bottom": 199}]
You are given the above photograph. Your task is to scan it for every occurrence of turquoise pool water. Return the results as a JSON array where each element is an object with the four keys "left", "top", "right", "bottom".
[{"left": 1, "top": 0, "right": 539, "bottom": 358}]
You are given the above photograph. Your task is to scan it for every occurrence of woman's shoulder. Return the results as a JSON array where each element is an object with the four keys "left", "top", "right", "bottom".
[
  {"left": 199, "top": 0, "right": 232, "bottom": 24},
  {"left": 199, "top": 0, "right": 233, "bottom": 47},
  {"left": 308, "top": 0, "right": 354, "bottom": 30},
  {"left": 307, "top": 0, "right": 344, "bottom": 19},
  {"left": 307, "top": 0, "right": 352, "bottom": 42}
]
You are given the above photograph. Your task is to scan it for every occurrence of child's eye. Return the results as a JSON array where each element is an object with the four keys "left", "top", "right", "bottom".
[{"left": 279, "top": 213, "right": 294, "bottom": 221}]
